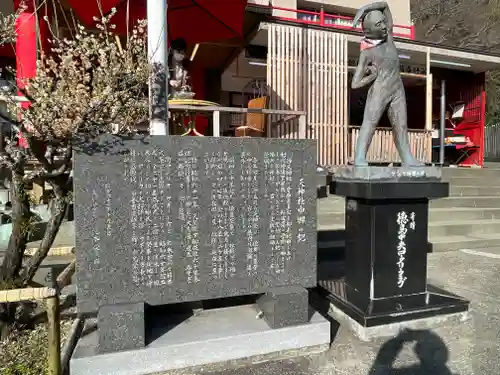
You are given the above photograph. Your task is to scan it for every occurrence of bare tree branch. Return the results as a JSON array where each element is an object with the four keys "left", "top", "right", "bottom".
[
  {"left": 412, "top": 0, "right": 500, "bottom": 124},
  {"left": 0, "top": 11, "right": 151, "bottom": 291},
  {"left": 0, "top": 8, "right": 20, "bottom": 45},
  {"left": 412, "top": 0, "right": 500, "bottom": 50}
]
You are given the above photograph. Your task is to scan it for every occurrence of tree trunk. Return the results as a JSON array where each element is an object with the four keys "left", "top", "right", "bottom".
[
  {"left": 0, "top": 303, "right": 16, "bottom": 339},
  {"left": 0, "top": 170, "right": 30, "bottom": 338},
  {"left": 0, "top": 171, "right": 30, "bottom": 282},
  {"left": 20, "top": 180, "right": 68, "bottom": 284}
]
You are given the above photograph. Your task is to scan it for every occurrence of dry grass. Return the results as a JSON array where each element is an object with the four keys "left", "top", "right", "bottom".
[{"left": 0, "top": 319, "right": 73, "bottom": 375}]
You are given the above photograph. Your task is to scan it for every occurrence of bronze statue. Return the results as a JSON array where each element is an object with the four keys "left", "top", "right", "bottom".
[
  {"left": 352, "top": 2, "right": 423, "bottom": 167},
  {"left": 168, "top": 38, "right": 195, "bottom": 99}
]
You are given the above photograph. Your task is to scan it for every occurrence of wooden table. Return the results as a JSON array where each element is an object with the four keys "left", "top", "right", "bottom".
[{"left": 169, "top": 99, "right": 220, "bottom": 136}]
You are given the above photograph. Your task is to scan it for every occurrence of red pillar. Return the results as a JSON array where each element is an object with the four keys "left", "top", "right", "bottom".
[
  {"left": 15, "top": 0, "right": 37, "bottom": 92},
  {"left": 410, "top": 24, "right": 416, "bottom": 40},
  {"left": 479, "top": 74, "right": 486, "bottom": 167},
  {"left": 14, "top": 0, "right": 50, "bottom": 146}
]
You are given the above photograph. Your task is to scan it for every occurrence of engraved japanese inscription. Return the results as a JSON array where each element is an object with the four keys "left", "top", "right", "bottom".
[
  {"left": 126, "top": 149, "right": 174, "bottom": 288},
  {"left": 396, "top": 210, "right": 416, "bottom": 289},
  {"left": 241, "top": 151, "right": 259, "bottom": 276},
  {"left": 74, "top": 135, "right": 317, "bottom": 313},
  {"left": 206, "top": 151, "right": 237, "bottom": 281}
]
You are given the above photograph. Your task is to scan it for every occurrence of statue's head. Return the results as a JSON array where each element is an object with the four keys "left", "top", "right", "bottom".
[
  {"left": 362, "top": 10, "right": 387, "bottom": 40},
  {"left": 171, "top": 38, "right": 187, "bottom": 52},
  {"left": 170, "top": 38, "right": 187, "bottom": 63}
]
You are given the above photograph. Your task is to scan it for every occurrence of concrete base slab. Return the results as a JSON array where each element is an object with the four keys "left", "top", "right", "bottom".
[
  {"left": 327, "top": 300, "right": 471, "bottom": 342},
  {"left": 70, "top": 305, "right": 330, "bottom": 375}
]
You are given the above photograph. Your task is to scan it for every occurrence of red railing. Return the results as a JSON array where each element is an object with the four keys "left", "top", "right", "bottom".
[{"left": 252, "top": 4, "right": 415, "bottom": 40}]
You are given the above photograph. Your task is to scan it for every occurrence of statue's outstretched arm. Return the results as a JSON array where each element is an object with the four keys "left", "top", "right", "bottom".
[
  {"left": 353, "top": 1, "right": 393, "bottom": 32},
  {"left": 352, "top": 50, "right": 377, "bottom": 89}
]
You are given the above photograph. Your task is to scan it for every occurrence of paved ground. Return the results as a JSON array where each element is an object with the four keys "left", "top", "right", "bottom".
[{"left": 179, "top": 247, "right": 500, "bottom": 375}]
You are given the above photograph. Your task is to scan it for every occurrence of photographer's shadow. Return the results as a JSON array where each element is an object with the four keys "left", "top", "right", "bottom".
[{"left": 368, "top": 329, "right": 457, "bottom": 375}]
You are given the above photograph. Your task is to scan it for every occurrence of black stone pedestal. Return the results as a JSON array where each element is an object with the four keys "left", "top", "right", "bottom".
[
  {"left": 256, "top": 286, "right": 309, "bottom": 329},
  {"left": 318, "top": 166, "right": 469, "bottom": 328}
]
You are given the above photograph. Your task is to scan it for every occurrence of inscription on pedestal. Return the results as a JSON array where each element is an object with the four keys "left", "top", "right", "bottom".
[
  {"left": 74, "top": 135, "right": 317, "bottom": 313},
  {"left": 396, "top": 210, "right": 416, "bottom": 289},
  {"left": 372, "top": 202, "right": 427, "bottom": 299}
]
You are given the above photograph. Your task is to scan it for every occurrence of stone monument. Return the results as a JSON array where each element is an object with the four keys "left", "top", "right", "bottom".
[
  {"left": 70, "top": 135, "right": 330, "bottom": 374},
  {"left": 316, "top": 2, "right": 469, "bottom": 341}
]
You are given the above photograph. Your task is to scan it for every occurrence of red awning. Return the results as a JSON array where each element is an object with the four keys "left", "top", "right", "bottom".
[{"left": 66, "top": 0, "right": 248, "bottom": 45}]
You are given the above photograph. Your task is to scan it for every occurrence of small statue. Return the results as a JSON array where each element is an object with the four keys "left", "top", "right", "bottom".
[
  {"left": 352, "top": 2, "right": 423, "bottom": 167},
  {"left": 168, "top": 38, "right": 195, "bottom": 99}
]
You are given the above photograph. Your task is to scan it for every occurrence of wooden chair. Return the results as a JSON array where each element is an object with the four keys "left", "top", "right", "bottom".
[{"left": 233, "top": 96, "right": 269, "bottom": 137}]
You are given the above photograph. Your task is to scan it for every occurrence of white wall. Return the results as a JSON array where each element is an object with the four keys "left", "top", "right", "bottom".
[
  {"left": 304, "top": 0, "right": 411, "bottom": 26},
  {"left": 221, "top": 52, "right": 266, "bottom": 93},
  {"left": 223, "top": 0, "right": 413, "bottom": 95},
  {"left": 248, "top": 0, "right": 412, "bottom": 27}
]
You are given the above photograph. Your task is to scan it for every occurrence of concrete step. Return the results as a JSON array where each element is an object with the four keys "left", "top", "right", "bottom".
[
  {"left": 428, "top": 219, "right": 500, "bottom": 237},
  {"left": 317, "top": 196, "right": 344, "bottom": 212},
  {"left": 449, "top": 186, "right": 500, "bottom": 196},
  {"left": 318, "top": 207, "right": 500, "bottom": 227},
  {"left": 317, "top": 232, "right": 500, "bottom": 254},
  {"left": 442, "top": 167, "right": 500, "bottom": 177},
  {"left": 444, "top": 176, "right": 500, "bottom": 187},
  {"left": 318, "top": 218, "right": 500, "bottom": 238},
  {"left": 484, "top": 161, "right": 500, "bottom": 168},
  {"left": 432, "top": 196, "right": 500, "bottom": 209}
]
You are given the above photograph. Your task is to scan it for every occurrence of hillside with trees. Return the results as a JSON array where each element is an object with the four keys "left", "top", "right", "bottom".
[{"left": 411, "top": 0, "right": 500, "bottom": 124}]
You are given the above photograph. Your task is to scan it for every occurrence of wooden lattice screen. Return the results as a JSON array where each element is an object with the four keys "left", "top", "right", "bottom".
[{"left": 267, "top": 23, "right": 349, "bottom": 166}]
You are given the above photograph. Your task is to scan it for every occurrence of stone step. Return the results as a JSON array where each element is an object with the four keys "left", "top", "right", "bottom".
[
  {"left": 444, "top": 176, "right": 500, "bottom": 187},
  {"left": 316, "top": 196, "right": 344, "bottom": 212},
  {"left": 484, "top": 162, "right": 500, "bottom": 170},
  {"left": 449, "top": 186, "right": 500, "bottom": 196},
  {"left": 318, "top": 218, "right": 500, "bottom": 238},
  {"left": 317, "top": 232, "right": 500, "bottom": 254},
  {"left": 417, "top": 233, "right": 500, "bottom": 253},
  {"left": 432, "top": 196, "right": 500, "bottom": 209},
  {"left": 442, "top": 167, "right": 500, "bottom": 177},
  {"left": 318, "top": 207, "right": 500, "bottom": 227},
  {"left": 429, "top": 219, "right": 500, "bottom": 237}
]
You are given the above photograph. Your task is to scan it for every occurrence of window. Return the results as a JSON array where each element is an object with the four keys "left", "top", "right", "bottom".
[
  {"left": 297, "top": 7, "right": 354, "bottom": 27},
  {"left": 296, "top": 7, "right": 320, "bottom": 22}
]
